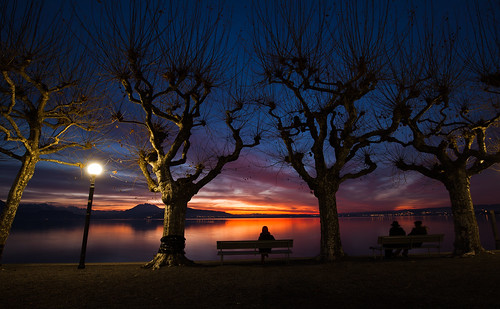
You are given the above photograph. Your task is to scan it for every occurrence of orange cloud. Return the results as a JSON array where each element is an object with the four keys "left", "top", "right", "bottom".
[{"left": 394, "top": 205, "right": 417, "bottom": 211}]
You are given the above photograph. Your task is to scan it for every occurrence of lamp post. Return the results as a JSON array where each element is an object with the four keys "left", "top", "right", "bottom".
[{"left": 78, "top": 163, "right": 103, "bottom": 269}]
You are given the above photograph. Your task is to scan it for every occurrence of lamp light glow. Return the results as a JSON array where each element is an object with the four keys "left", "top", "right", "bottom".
[{"left": 87, "top": 163, "right": 103, "bottom": 176}]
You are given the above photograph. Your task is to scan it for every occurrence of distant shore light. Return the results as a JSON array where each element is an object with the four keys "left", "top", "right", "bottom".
[{"left": 87, "top": 163, "right": 103, "bottom": 176}]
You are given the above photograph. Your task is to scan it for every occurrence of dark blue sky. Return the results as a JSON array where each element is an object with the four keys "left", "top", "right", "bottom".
[{"left": 1, "top": 0, "right": 499, "bottom": 214}]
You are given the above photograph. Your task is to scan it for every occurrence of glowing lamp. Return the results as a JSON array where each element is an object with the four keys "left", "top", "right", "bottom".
[{"left": 87, "top": 163, "right": 103, "bottom": 176}]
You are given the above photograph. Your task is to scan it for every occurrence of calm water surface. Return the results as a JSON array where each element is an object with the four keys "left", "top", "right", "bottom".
[{"left": 3, "top": 216, "right": 497, "bottom": 263}]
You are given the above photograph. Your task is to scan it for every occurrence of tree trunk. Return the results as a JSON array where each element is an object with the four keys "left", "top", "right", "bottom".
[
  {"left": 0, "top": 158, "right": 37, "bottom": 264},
  {"left": 317, "top": 189, "right": 344, "bottom": 262},
  {"left": 143, "top": 200, "right": 193, "bottom": 269},
  {"left": 445, "top": 176, "right": 485, "bottom": 256}
]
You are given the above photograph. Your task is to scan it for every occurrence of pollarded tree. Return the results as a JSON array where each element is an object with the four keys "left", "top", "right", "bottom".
[
  {"left": 386, "top": 2, "right": 500, "bottom": 255},
  {"left": 465, "top": 0, "right": 500, "bottom": 94},
  {"left": 0, "top": 1, "right": 103, "bottom": 263},
  {"left": 86, "top": 0, "right": 260, "bottom": 268},
  {"left": 252, "top": 0, "right": 404, "bottom": 261}
]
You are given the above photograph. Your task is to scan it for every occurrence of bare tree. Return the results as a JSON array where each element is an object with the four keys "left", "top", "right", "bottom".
[
  {"left": 465, "top": 0, "right": 500, "bottom": 93},
  {"left": 0, "top": 1, "right": 103, "bottom": 263},
  {"left": 386, "top": 2, "right": 500, "bottom": 255},
  {"left": 86, "top": 0, "right": 260, "bottom": 268},
  {"left": 252, "top": 0, "right": 404, "bottom": 261}
]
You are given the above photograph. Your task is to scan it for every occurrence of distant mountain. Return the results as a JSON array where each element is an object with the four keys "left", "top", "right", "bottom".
[
  {"left": 186, "top": 207, "right": 234, "bottom": 218},
  {"left": 10, "top": 203, "right": 81, "bottom": 221},
  {"left": 121, "top": 203, "right": 163, "bottom": 218},
  {"left": 1, "top": 200, "right": 499, "bottom": 221},
  {"left": 149, "top": 205, "right": 234, "bottom": 219},
  {"left": 60, "top": 203, "right": 163, "bottom": 219},
  {"left": 109, "top": 203, "right": 234, "bottom": 219},
  {"left": 2, "top": 201, "right": 233, "bottom": 221}
]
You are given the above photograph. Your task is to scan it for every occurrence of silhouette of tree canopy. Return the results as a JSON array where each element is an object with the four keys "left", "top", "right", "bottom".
[
  {"left": 84, "top": 0, "right": 260, "bottom": 268},
  {"left": 385, "top": 1, "right": 500, "bottom": 255},
  {"left": 0, "top": 0, "right": 104, "bottom": 263},
  {"left": 252, "top": 0, "right": 405, "bottom": 261}
]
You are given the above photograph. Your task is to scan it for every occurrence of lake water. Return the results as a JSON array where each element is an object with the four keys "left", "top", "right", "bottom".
[{"left": 3, "top": 215, "right": 497, "bottom": 264}]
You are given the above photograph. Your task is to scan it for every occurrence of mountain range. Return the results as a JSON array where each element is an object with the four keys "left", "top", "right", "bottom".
[
  {"left": 0, "top": 201, "right": 234, "bottom": 221},
  {"left": 1, "top": 200, "right": 499, "bottom": 221}
]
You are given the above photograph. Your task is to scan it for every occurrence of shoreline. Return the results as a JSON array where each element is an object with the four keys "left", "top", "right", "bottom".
[{"left": 2, "top": 252, "right": 500, "bottom": 308}]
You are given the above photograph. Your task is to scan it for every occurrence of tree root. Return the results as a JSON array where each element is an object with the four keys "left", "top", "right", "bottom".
[
  {"left": 142, "top": 253, "right": 194, "bottom": 270},
  {"left": 460, "top": 251, "right": 477, "bottom": 258},
  {"left": 449, "top": 247, "right": 496, "bottom": 258}
]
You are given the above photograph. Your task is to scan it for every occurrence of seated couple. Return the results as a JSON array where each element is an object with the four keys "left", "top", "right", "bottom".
[{"left": 385, "top": 220, "right": 428, "bottom": 258}]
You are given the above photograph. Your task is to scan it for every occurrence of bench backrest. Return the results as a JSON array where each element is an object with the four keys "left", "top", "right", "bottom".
[
  {"left": 378, "top": 236, "right": 411, "bottom": 245},
  {"left": 217, "top": 239, "right": 293, "bottom": 250},
  {"left": 407, "top": 234, "right": 444, "bottom": 243},
  {"left": 378, "top": 234, "right": 444, "bottom": 245}
]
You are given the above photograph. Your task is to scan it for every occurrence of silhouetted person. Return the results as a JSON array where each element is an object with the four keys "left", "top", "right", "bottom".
[
  {"left": 385, "top": 221, "right": 406, "bottom": 258},
  {"left": 258, "top": 226, "right": 275, "bottom": 264},
  {"left": 402, "top": 220, "right": 429, "bottom": 256},
  {"left": 409, "top": 220, "right": 428, "bottom": 237}
]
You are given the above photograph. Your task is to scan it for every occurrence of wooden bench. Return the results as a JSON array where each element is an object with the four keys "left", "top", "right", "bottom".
[
  {"left": 369, "top": 234, "right": 444, "bottom": 258},
  {"left": 216, "top": 239, "right": 293, "bottom": 265}
]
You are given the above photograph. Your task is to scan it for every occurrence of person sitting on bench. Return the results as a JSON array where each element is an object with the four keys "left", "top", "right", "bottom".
[
  {"left": 258, "top": 226, "right": 275, "bottom": 263},
  {"left": 401, "top": 220, "right": 429, "bottom": 256},
  {"left": 385, "top": 221, "right": 406, "bottom": 258}
]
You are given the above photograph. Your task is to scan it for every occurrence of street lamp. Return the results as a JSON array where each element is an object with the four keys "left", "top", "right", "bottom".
[{"left": 78, "top": 163, "right": 103, "bottom": 269}]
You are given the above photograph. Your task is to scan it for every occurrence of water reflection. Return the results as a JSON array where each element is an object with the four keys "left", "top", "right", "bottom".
[{"left": 3, "top": 216, "right": 496, "bottom": 263}]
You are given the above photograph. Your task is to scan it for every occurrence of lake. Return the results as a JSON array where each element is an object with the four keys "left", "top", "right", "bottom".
[{"left": 3, "top": 215, "right": 497, "bottom": 264}]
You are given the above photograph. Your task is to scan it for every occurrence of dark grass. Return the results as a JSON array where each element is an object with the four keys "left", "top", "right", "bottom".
[{"left": 1, "top": 253, "right": 500, "bottom": 308}]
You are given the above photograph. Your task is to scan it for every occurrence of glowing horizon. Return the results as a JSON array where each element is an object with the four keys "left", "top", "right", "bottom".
[{"left": 1, "top": 159, "right": 499, "bottom": 215}]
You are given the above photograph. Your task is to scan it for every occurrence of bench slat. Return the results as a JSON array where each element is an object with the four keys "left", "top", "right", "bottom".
[
  {"left": 377, "top": 234, "right": 444, "bottom": 244},
  {"left": 408, "top": 235, "right": 444, "bottom": 242},
  {"left": 217, "top": 239, "right": 293, "bottom": 250},
  {"left": 216, "top": 239, "right": 293, "bottom": 265},
  {"left": 370, "top": 234, "right": 444, "bottom": 258},
  {"left": 377, "top": 236, "right": 411, "bottom": 245},
  {"left": 217, "top": 250, "right": 259, "bottom": 256},
  {"left": 217, "top": 249, "right": 292, "bottom": 256}
]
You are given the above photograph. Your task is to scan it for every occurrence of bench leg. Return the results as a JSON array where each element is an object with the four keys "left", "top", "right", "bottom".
[
  {"left": 220, "top": 255, "right": 224, "bottom": 265},
  {"left": 371, "top": 248, "right": 382, "bottom": 259}
]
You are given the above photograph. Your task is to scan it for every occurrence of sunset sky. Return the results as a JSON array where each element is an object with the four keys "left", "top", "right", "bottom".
[
  {"left": 1, "top": 153, "right": 499, "bottom": 215},
  {"left": 1, "top": 0, "right": 499, "bottom": 215}
]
